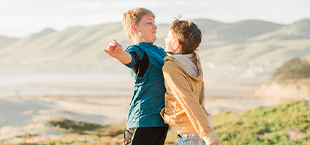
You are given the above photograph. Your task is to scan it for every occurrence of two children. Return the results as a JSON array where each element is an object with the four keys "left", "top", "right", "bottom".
[{"left": 105, "top": 7, "right": 219, "bottom": 145}]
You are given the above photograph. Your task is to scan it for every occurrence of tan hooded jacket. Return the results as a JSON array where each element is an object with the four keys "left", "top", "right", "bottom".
[{"left": 160, "top": 52, "right": 219, "bottom": 144}]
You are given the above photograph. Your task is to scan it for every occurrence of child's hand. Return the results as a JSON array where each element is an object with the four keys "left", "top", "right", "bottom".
[
  {"left": 210, "top": 140, "right": 220, "bottom": 145},
  {"left": 104, "top": 39, "right": 123, "bottom": 58},
  {"left": 104, "top": 39, "right": 132, "bottom": 64}
]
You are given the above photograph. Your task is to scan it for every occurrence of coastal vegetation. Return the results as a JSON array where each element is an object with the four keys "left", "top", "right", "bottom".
[
  {"left": 212, "top": 100, "right": 310, "bottom": 145},
  {"left": 255, "top": 57, "right": 310, "bottom": 102},
  {"left": 272, "top": 57, "right": 310, "bottom": 80},
  {"left": 11, "top": 100, "right": 309, "bottom": 145}
]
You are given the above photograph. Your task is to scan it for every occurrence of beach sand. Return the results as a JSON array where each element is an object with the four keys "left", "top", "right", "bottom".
[{"left": 0, "top": 80, "right": 271, "bottom": 143}]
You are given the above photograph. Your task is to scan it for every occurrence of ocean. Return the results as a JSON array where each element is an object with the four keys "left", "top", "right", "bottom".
[{"left": 0, "top": 69, "right": 133, "bottom": 96}]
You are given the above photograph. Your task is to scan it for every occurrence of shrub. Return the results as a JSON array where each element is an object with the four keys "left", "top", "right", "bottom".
[
  {"left": 272, "top": 57, "right": 310, "bottom": 80},
  {"left": 212, "top": 100, "right": 310, "bottom": 145}
]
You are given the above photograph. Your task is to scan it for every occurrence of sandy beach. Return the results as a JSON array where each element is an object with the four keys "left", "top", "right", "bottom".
[
  {"left": 0, "top": 79, "right": 273, "bottom": 143},
  {"left": 0, "top": 94, "right": 266, "bottom": 128}
]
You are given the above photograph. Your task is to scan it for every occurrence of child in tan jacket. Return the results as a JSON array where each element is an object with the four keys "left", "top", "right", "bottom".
[{"left": 160, "top": 18, "right": 220, "bottom": 145}]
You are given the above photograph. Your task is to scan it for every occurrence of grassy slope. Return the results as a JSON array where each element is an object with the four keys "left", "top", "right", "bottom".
[
  {"left": 12, "top": 100, "right": 309, "bottom": 145},
  {"left": 213, "top": 100, "right": 310, "bottom": 145}
]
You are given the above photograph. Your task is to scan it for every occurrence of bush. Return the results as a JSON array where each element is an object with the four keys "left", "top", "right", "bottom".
[
  {"left": 272, "top": 57, "right": 310, "bottom": 80},
  {"left": 212, "top": 100, "right": 310, "bottom": 145}
]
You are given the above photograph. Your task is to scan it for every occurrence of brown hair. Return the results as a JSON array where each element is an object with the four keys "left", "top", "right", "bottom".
[
  {"left": 123, "top": 7, "right": 155, "bottom": 40},
  {"left": 169, "top": 18, "right": 202, "bottom": 54}
]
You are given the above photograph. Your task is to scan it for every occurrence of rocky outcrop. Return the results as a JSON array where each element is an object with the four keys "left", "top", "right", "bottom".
[
  {"left": 254, "top": 81, "right": 310, "bottom": 103},
  {"left": 286, "top": 129, "right": 310, "bottom": 141}
]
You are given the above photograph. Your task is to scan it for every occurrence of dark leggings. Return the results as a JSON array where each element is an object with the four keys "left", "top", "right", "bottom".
[{"left": 124, "top": 127, "right": 169, "bottom": 145}]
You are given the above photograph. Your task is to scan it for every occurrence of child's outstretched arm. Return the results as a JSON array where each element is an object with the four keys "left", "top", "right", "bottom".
[{"left": 104, "top": 39, "right": 132, "bottom": 64}]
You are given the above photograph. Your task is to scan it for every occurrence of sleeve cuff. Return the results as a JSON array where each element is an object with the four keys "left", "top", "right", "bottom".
[
  {"left": 202, "top": 131, "right": 219, "bottom": 145},
  {"left": 124, "top": 53, "right": 135, "bottom": 68}
]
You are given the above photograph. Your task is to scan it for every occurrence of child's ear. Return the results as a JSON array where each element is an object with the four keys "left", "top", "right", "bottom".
[
  {"left": 175, "top": 41, "right": 182, "bottom": 50},
  {"left": 130, "top": 24, "right": 137, "bottom": 32}
]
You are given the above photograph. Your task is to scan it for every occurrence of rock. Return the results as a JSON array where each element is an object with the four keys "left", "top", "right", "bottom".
[
  {"left": 286, "top": 129, "right": 310, "bottom": 141},
  {"left": 256, "top": 134, "right": 265, "bottom": 139},
  {"left": 305, "top": 97, "right": 310, "bottom": 108},
  {"left": 254, "top": 81, "right": 310, "bottom": 103}
]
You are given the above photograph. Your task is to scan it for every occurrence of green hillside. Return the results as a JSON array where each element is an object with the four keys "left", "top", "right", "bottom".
[
  {"left": 213, "top": 100, "right": 310, "bottom": 145},
  {"left": 272, "top": 57, "right": 310, "bottom": 80}
]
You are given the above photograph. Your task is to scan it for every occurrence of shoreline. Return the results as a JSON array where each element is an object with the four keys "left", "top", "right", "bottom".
[
  {"left": 0, "top": 92, "right": 275, "bottom": 143},
  {"left": 0, "top": 92, "right": 272, "bottom": 127}
]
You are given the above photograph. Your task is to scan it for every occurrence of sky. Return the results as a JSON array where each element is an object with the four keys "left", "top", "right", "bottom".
[{"left": 1, "top": 0, "right": 310, "bottom": 38}]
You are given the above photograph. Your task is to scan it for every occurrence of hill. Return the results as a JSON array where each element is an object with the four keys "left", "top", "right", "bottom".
[
  {"left": 249, "top": 19, "right": 310, "bottom": 42},
  {"left": 0, "top": 24, "right": 125, "bottom": 61},
  {"left": 212, "top": 100, "right": 310, "bottom": 144},
  {"left": 0, "top": 35, "right": 19, "bottom": 49},
  {"left": 0, "top": 18, "right": 309, "bottom": 72},
  {"left": 254, "top": 58, "right": 310, "bottom": 103},
  {"left": 198, "top": 19, "right": 310, "bottom": 65},
  {"left": 204, "top": 20, "right": 283, "bottom": 43}
]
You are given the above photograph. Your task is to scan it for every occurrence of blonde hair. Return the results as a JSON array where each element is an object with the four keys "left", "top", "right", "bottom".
[
  {"left": 169, "top": 18, "right": 202, "bottom": 54},
  {"left": 123, "top": 7, "right": 155, "bottom": 40}
]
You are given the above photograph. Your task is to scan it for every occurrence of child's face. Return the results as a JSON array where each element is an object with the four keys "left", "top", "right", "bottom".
[
  {"left": 164, "top": 30, "right": 177, "bottom": 53},
  {"left": 135, "top": 15, "right": 157, "bottom": 43}
]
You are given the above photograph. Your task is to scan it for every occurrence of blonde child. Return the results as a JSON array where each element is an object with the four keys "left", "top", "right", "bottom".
[{"left": 104, "top": 8, "right": 168, "bottom": 145}]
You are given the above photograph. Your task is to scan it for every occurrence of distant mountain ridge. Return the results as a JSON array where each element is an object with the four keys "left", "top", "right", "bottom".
[
  {"left": 205, "top": 20, "right": 283, "bottom": 43},
  {"left": 249, "top": 19, "right": 310, "bottom": 42},
  {"left": 0, "top": 35, "right": 19, "bottom": 49},
  {"left": 0, "top": 18, "right": 309, "bottom": 70}
]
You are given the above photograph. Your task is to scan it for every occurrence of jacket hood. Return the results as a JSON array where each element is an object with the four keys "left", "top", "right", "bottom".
[{"left": 164, "top": 52, "right": 202, "bottom": 79}]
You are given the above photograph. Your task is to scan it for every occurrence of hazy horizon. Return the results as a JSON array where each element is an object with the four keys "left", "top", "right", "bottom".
[{"left": 1, "top": 0, "right": 310, "bottom": 38}]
